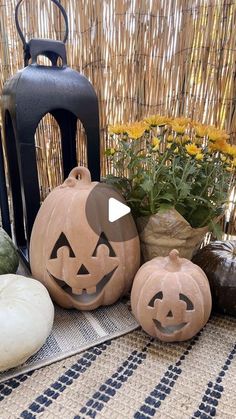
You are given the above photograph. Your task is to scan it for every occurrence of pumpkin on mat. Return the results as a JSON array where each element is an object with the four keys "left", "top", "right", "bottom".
[
  {"left": 0, "top": 228, "right": 19, "bottom": 274},
  {"left": 131, "top": 249, "right": 212, "bottom": 342},
  {"left": 0, "top": 274, "right": 54, "bottom": 372},
  {"left": 192, "top": 241, "right": 236, "bottom": 316},
  {"left": 30, "top": 166, "right": 140, "bottom": 311}
]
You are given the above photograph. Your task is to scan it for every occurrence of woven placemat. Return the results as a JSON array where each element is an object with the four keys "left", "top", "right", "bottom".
[
  {"left": 1, "top": 313, "right": 236, "bottom": 419},
  {"left": 0, "top": 301, "right": 138, "bottom": 384}
]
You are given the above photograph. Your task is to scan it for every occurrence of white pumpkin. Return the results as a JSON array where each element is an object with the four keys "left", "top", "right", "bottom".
[{"left": 0, "top": 274, "right": 54, "bottom": 372}]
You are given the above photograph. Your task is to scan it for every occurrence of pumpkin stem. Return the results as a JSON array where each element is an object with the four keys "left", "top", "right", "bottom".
[
  {"left": 169, "top": 249, "right": 180, "bottom": 261},
  {"left": 62, "top": 166, "right": 92, "bottom": 187},
  {"left": 165, "top": 249, "right": 181, "bottom": 272},
  {"left": 69, "top": 166, "right": 92, "bottom": 182}
]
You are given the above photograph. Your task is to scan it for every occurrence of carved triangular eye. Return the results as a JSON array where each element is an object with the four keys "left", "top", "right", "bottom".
[
  {"left": 50, "top": 232, "right": 75, "bottom": 259},
  {"left": 92, "top": 232, "right": 116, "bottom": 257},
  {"left": 148, "top": 291, "right": 163, "bottom": 307}
]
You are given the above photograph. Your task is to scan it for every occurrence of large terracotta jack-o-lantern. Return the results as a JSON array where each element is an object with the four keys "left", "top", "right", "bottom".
[
  {"left": 30, "top": 166, "right": 140, "bottom": 310},
  {"left": 131, "top": 250, "right": 212, "bottom": 342}
]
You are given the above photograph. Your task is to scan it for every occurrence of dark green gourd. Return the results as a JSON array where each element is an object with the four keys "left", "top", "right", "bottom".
[{"left": 0, "top": 228, "right": 19, "bottom": 274}]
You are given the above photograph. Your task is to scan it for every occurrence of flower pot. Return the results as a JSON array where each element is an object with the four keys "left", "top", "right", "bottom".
[{"left": 136, "top": 208, "right": 209, "bottom": 261}]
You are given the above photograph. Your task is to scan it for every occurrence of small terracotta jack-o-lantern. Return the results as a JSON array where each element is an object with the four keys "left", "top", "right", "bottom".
[
  {"left": 30, "top": 166, "right": 140, "bottom": 310},
  {"left": 131, "top": 249, "right": 212, "bottom": 342}
]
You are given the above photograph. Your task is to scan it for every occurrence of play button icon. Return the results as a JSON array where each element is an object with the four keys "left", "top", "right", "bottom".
[
  {"left": 85, "top": 183, "right": 138, "bottom": 242},
  {"left": 108, "top": 198, "right": 131, "bottom": 222}
]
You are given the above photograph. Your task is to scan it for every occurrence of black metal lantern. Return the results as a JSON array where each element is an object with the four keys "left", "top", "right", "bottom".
[{"left": 1, "top": 0, "right": 100, "bottom": 255}]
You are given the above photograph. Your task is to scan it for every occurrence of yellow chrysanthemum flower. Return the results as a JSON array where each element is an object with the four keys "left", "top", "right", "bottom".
[
  {"left": 174, "top": 147, "right": 179, "bottom": 154},
  {"left": 171, "top": 123, "right": 186, "bottom": 134},
  {"left": 126, "top": 122, "right": 148, "bottom": 140},
  {"left": 174, "top": 117, "right": 191, "bottom": 126},
  {"left": 108, "top": 124, "right": 127, "bottom": 135},
  {"left": 207, "top": 127, "right": 229, "bottom": 142},
  {"left": 182, "top": 134, "right": 190, "bottom": 143},
  {"left": 232, "top": 158, "right": 236, "bottom": 167},
  {"left": 166, "top": 143, "right": 172, "bottom": 149},
  {"left": 167, "top": 134, "right": 174, "bottom": 142},
  {"left": 208, "top": 139, "right": 229, "bottom": 154},
  {"left": 195, "top": 153, "right": 204, "bottom": 161},
  {"left": 226, "top": 166, "right": 233, "bottom": 173},
  {"left": 185, "top": 144, "right": 201, "bottom": 156},
  {"left": 195, "top": 125, "right": 208, "bottom": 138},
  {"left": 144, "top": 115, "right": 171, "bottom": 127},
  {"left": 152, "top": 137, "right": 160, "bottom": 147},
  {"left": 220, "top": 155, "right": 227, "bottom": 162},
  {"left": 227, "top": 144, "right": 236, "bottom": 157},
  {"left": 105, "top": 147, "right": 116, "bottom": 156}
]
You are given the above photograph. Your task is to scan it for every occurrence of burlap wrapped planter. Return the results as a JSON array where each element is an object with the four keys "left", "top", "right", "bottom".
[{"left": 136, "top": 208, "right": 209, "bottom": 261}]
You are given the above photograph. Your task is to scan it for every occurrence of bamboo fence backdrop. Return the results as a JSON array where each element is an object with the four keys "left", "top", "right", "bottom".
[{"left": 0, "top": 0, "right": 235, "bottom": 231}]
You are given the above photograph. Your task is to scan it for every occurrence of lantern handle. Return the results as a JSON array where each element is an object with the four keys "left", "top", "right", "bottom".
[{"left": 15, "top": 0, "right": 69, "bottom": 49}]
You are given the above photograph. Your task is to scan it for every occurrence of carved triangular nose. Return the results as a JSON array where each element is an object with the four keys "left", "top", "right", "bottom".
[
  {"left": 167, "top": 310, "right": 173, "bottom": 318},
  {"left": 77, "top": 264, "right": 90, "bottom": 275}
]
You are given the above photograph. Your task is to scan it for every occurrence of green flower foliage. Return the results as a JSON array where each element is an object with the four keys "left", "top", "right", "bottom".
[{"left": 105, "top": 117, "right": 236, "bottom": 231}]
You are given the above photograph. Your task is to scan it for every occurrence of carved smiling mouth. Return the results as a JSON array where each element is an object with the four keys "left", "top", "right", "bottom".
[
  {"left": 153, "top": 319, "right": 187, "bottom": 334},
  {"left": 47, "top": 266, "right": 118, "bottom": 304}
]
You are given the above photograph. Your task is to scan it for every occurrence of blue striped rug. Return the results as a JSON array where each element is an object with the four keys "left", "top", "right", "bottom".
[{"left": 1, "top": 313, "right": 236, "bottom": 418}]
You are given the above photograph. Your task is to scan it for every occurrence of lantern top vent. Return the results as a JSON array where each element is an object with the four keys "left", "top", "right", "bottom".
[
  {"left": 15, "top": 0, "right": 69, "bottom": 67},
  {"left": 25, "top": 39, "right": 67, "bottom": 67}
]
